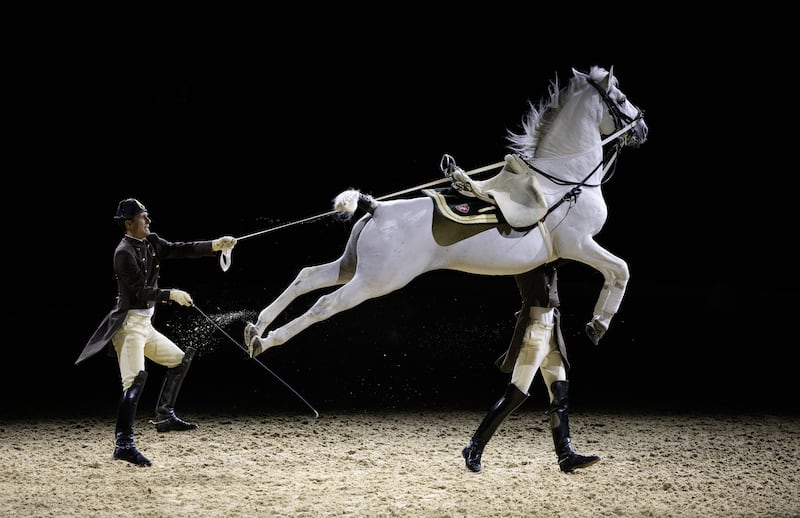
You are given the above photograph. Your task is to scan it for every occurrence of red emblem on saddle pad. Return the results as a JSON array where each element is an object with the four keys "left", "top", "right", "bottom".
[{"left": 455, "top": 203, "right": 470, "bottom": 214}]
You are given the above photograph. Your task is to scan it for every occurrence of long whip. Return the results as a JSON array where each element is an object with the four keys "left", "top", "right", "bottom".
[
  {"left": 191, "top": 303, "right": 320, "bottom": 418},
  {"left": 233, "top": 160, "right": 506, "bottom": 243},
  {"left": 214, "top": 161, "right": 505, "bottom": 271}
]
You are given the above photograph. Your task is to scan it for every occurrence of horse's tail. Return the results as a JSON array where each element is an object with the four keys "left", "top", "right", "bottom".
[{"left": 333, "top": 189, "right": 378, "bottom": 220}]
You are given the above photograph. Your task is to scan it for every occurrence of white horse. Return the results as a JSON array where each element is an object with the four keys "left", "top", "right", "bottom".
[{"left": 245, "top": 66, "right": 648, "bottom": 357}]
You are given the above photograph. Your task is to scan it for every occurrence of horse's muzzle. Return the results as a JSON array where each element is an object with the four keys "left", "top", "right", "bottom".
[{"left": 625, "top": 120, "right": 648, "bottom": 147}]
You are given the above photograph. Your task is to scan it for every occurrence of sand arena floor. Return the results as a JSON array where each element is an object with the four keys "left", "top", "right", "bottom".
[{"left": 1, "top": 409, "right": 798, "bottom": 517}]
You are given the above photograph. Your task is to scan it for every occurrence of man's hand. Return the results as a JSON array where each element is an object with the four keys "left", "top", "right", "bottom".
[
  {"left": 169, "top": 289, "right": 193, "bottom": 307},
  {"left": 212, "top": 236, "right": 237, "bottom": 252},
  {"left": 213, "top": 236, "right": 238, "bottom": 272}
]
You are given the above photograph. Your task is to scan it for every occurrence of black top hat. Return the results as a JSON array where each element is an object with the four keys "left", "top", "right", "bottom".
[{"left": 114, "top": 198, "right": 147, "bottom": 220}]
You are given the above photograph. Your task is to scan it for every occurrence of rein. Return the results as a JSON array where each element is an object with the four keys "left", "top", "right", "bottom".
[{"left": 534, "top": 146, "right": 619, "bottom": 223}]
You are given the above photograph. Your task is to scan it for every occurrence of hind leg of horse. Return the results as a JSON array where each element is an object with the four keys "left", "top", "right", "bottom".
[
  {"left": 244, "top": 261, "right": 351, "bottom": 349},
  {"left": 250, "top": 277, "right": 392, "bottom": 357}
]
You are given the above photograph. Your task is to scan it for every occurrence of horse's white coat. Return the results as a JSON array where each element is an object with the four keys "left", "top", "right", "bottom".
[{"left": 246, "top": 66, "right": 648, "bottom": 355}]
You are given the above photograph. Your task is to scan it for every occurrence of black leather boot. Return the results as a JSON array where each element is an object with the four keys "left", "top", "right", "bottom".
[
  {"left": 114, "top": 370, "right": 152, "bottom": 467},
  {"left": 549, "top": 380, "right": 599, "bottom": 473},
  {"left": 154, "top": 347, "right": 198, "bottom": 433},
  {"left": 462, "top": 383, "right": 528, "bottom": 472}
]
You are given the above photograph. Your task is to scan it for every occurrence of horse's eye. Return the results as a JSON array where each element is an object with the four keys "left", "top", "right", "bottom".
[{"left": 617, "top": 95, "right": 627, "bottom": 105}]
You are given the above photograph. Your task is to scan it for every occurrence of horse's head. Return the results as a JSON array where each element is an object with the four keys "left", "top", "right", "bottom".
[
  {"left": 507, "top": 66, "right": 648, "bottom": 160},
  {"left": 575, "top": 66, "right": 648, "bottom": 148}
]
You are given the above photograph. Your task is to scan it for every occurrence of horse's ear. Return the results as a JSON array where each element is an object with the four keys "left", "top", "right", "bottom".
[
  {"left": 597, "top": 67, "right": 613, "bottom": 89},
  {"left": 572, "top": 67, "right": 588, "bottom": 79}
]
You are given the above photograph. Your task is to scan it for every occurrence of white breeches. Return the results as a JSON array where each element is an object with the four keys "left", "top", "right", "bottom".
[
  {"left": 510, "top": 307, "right": 566, "bottom": 401},
  {"left": 111, "top": 312, "right": 185, "bottom": 390}
]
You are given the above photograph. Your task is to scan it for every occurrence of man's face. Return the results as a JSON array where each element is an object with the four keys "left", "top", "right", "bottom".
[{"left": 126, "top": 212, "right": 151, "bottom": 239}]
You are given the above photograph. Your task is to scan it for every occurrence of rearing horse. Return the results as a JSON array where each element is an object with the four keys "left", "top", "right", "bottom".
[{"left": 245, "top": 66, "right": 648, "bottom": 357}]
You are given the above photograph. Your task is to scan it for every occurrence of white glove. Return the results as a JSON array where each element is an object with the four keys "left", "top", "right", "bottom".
[
  {"left": 169, "top": 289, "right": 193, "bottom": 307},
  {"left": 212, "top": 236, "right": 237, "bottom": 252}
]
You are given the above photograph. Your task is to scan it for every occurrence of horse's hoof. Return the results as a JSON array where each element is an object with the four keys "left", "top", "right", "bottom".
[
  {"left": 584, "top": 317, "right": 607, "bottom": 345},
  {"left": 244, "top": 322, "right": 257, "bottom": 349},
  {"left": 249, "top": 337, "right": 262, "bottom": 358},
  {"left": 244, "top": 323, "right": 263, "bottom": 357},
  {"left": 248, "top": 336, "right": 263, "bottom": 358}
]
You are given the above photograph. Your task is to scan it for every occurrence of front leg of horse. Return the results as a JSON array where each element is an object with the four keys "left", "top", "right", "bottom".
[
  {"left": 562, "top": 241, "right": 629, "bottom": 345},
  {"left": 585, "top": 278, "right": 627, "bottom": 345}
]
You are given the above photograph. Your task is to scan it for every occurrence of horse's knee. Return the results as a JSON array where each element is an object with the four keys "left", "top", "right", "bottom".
[{"left": 615, "top": 261, "right": 630, "bottom": 284}]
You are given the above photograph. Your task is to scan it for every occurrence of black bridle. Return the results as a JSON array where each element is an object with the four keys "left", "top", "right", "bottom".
[{"left": 588, "top": 77, "right": 645, "bottom": 146}]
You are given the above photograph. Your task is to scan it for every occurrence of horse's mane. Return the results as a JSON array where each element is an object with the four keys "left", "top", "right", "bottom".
[{"left": 507, "top": 66, "right": 608, "bottom": 160}]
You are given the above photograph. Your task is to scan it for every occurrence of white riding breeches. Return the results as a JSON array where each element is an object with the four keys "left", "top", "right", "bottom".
[
  {"left": 510, "top": 307, "right": 567, "bottom": 401},
  {"left": 112, "top": 312, "right": 185, "bottom": 390}
]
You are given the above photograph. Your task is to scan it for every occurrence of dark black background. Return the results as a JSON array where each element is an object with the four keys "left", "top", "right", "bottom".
[{"left": 7, "top": 30, "right": 793, "bottom": 419}]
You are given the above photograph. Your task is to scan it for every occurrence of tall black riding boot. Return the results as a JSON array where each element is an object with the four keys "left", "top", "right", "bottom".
[
  {"left": 113, "top": 370, "right": 152, "bottom": 467},
  {"left": 154, "top": 347, "right": 199, "bottom": 433},
  {"left": 549, "top": 380, "right": 600, "bottom": 473},
  {"left": 462, "top": 383, "right": 528, "bottom": 472}
]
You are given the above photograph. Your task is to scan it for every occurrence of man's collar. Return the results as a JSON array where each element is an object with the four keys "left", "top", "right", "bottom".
[{"left": 124, "top": 234, "right": 147, "bottom": 243}]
